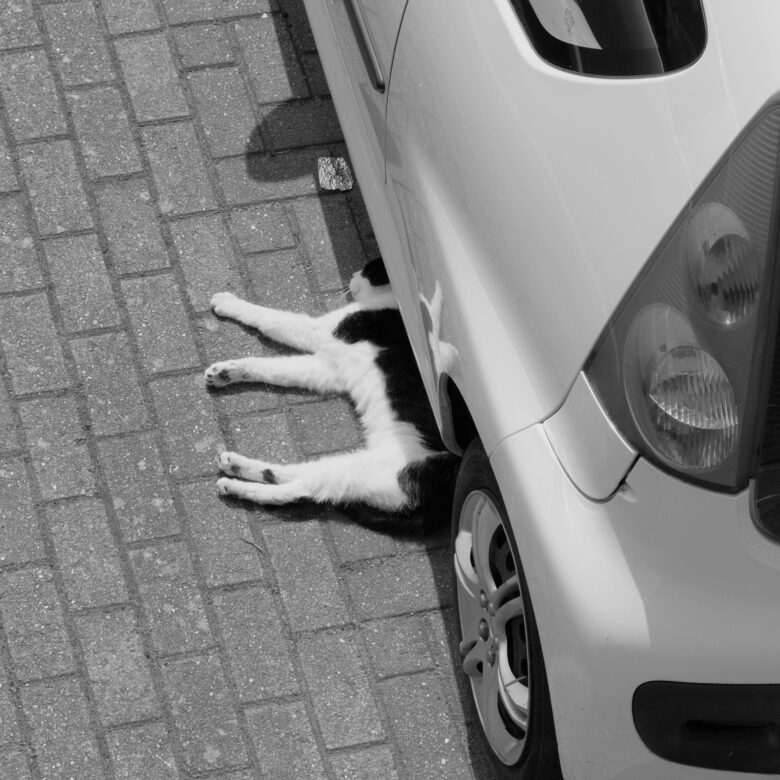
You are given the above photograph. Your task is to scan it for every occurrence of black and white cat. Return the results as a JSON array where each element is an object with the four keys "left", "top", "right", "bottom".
[{"left": 205, "top": 259, "right": 460, "bottom": 530}]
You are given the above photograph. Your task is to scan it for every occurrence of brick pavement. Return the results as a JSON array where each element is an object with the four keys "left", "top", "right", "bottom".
[{"left": 0, "top": 1, "right": 493, "bottom": 778}]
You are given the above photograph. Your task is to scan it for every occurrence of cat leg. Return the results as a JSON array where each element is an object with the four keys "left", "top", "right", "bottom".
[
  {"left": 205, "top": 355, "right": 344, "bottom": 393},
  {"left": 216, "top": 449, "right": 409, "bottom": 512}
]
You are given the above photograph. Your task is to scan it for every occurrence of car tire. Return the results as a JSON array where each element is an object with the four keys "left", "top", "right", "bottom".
[{"left": 452, "top": 440, "right": 562, "bottom": 779}]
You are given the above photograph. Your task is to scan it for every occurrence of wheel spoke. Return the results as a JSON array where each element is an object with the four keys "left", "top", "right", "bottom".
[
  {"left": 493, "top": 594, "right": 524, "bottom": 637},
  {"left": 469, "top": 493, "right": 502, "bottom": 594},
  {"left": 462, "top": 639, "right": 486, "bottom": 679},
  {"left": 477, "top": 657, "right": 525, "bottom": 764}
]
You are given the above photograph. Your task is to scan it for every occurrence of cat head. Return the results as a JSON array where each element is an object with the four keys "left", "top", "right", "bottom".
[{"left": 349, "top": 258, "right": 391, "bottom": 303}]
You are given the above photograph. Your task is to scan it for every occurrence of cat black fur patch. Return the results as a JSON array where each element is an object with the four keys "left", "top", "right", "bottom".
[
  {"left": 333, "top": 309, "right": 444, "bottom": 451},
  {"left": 398, "top": 453, "right": 461, "bottom": 530},
  {"left": 360, "top": 257, "right": 390, "bottom": 288}
]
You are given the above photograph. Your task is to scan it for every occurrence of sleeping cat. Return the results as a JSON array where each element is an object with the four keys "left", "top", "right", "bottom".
[{"left": 205, "top": 258, "right": 460, "bottom": 530}]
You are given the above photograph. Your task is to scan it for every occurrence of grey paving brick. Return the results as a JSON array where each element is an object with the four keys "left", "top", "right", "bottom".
[
  {"left": 213, "top": 585, "right": 297, "bottom": 701},
  {"left": 328, "top": 520, "right": 396, "bottom": 563},
  {"left": 178, "top": 479, "right": 264, "bottom": 586},
  {"left": 103, "top": 0, "right": 160, "bottom": 34},
  {"left": 290, "top": 399, "right": 361, "bottom": 455},
  {"left": 163, "top": 0, "right": 273, "bottom": 24},
  {"left": 362, "top": 616, "right": 433, "bottom": 678},
  {"left": 257, "top": 98, "right": 342, "bottom": 150},
  {"left": 75, "top": 608, "right": 159, "bottom": 725},
  {"left": 0, "top": 672, "right": 19, "bottom": 743},
  {"left": 303, "top": 51, "right": 330, "bottom": 97},
  {"left": 21, "top": 677, "right": 102, "bottom": 779},
  {"left": 18, "top": 140, "right": 93, "bottom": 235},
  {"left": 142, "top": 122, "right": 217, "bottom": 215},
  {"left": 174, "top": 23, "right": 234, "bottom": 67},
  {"left": 130, "top": 541, "right": 213, "bottom": 654},
  {"left": 170, "top": 214, "right": 243, "bottom": 311},
  {"left": 0, "top": 51, "right": 66, "bottom": 141},
  {"left": 245, "top": 700, "right": 327, "bottom": 780},
  {"left": 298, "top": 628, "right": 384, "bottom": 748},
  {"left": 0, "top": 125, "right": 17, "bottom": 192},
  {"left": 292, "top": 196, "right": 363, "bottom": 290},
  {"left": 189, "top": 67, "right": 259, "bottom": 157},
  {"left": 235, "top": 16, "right": 307, "bottom": 104},
  {"left": 380, "top": 672, "right": 473, "bottom": 780},
  {"left": 95, "top": 179, "right": 169, "bottom": 273},
  {"left": 42, "top": 1, "right": 113, "bottom": 86},
  {"left": 115, "top": 33, "right": 188, "bottom": 122},
  {"left": 229, "top": 202, "right": 295, "bottom": 253},
  {"left": 0, "top": 386, "right": 20, "bottom": 453},
  {"left": 0, "top": 195, "right": 39, "bottom": 293},
  {"left": 278, "top": 0, "right": 316, "bottom": 53},
  {"left": 231, "top": 410, "right": 299, "bottom": 463},
  {"left": 0, "top": 457, "right": 44, "bottom": 565},
  {"left": 44, "top": 233, "right": 120, "bottom": 332},
  {"left": 217, "top": 146, "right": 323, "bottom": 205},
  {"left": 68, "top": 87, "right": 142, "bottom": 178},
  {"left": 246, "top": 248, "right": 320, "bottom": 312},
  {"left": 149, "top": 374, "right": 226, "bottom": 478},
  {"left": 47, "top": 497, "right": 128, "bottom": 608},
  {"left": 0, "top": 293, "right": 69, "bottom": 395},
  {"left": 98, "top": 433, "right": 179, "bottom": 542},
  {"left": 108, "top": 722, "right": 178, "bottom": 779},
  {"left": 331, "top": 745, "right": 400, "bottom": 780},
  {"left": 344, "top": 554, "right": 444, "bottom": 620},
  {"left": 122, "top": 274, "right": 200, "bottom": 373},
  {"left": 20, "top": 395, "right": 95, "bottom": 499},
  {"left": 1, "top": 567, "right": 74, "bottom": 682},
  {"left": 261, "top": 520, "right": 349, "bottom": 630},
  {"left": 71, "top": 333, "right": 149, "bottom": 435},
  {"left": 160, "top": 653, "right": 246, "bottom": 772},
  {"left": 0, "top": 0, "right": 39, "bottom": 49},
  {"left": 0, "top": 748, "right": 30, "bottom": 779}
]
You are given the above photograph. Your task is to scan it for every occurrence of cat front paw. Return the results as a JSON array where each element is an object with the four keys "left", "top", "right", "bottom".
[
  {"left": 210, "top": 291, "right": 244, "bottom": 318},
  {"left": 205, "top": 360, "right": 239, "bottom": 387}
]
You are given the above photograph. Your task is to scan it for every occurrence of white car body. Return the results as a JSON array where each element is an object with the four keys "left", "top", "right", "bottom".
[{"left": 302, "top": 0, "right": 780, "bottom": 777}]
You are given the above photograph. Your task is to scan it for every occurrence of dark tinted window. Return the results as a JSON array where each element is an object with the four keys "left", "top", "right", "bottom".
[{"left": 510, "top": 0, "right": 706, "bottom": 77}]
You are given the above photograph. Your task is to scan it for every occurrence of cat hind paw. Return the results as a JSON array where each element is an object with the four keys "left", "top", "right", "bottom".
[{"left": 205, "top": 360, "right": 239, "bottom": 387}]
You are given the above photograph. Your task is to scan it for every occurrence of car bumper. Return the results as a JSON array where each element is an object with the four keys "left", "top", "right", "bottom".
[{"left": 489, "top": 425, "right": 780, "bottom": 780}]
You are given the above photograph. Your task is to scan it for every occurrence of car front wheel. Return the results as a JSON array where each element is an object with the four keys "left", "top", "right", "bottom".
[{"left": 452, "top": 440, "right": 562, "bottom": 779}]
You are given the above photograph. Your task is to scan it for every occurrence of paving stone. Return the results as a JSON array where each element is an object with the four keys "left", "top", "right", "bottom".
[
  {"left": 331, "top": 745, "right": 400, "bottom": 780},
  {"left": 115, "top": 33, "right": 188, "bottom": 121},
  {"left": 174, "top": 23, "right": 234, "bottom": 67},
  {"left": 344, "top": 554, "right": 445, "bottom": 619},
  {"left": 290, "top": 399, "right": 362, "bottom": 455},
  {"left": 95, "top": 178, "right": 169, "bottom": 273},
  {"left": 189, "top": 67, "right": 260, "bottom": 157},
  {"left": 130, "top": 541, "right": 213, "bottom": 654},
  {"left": 103, "top": 0, "right": 160, "bottom": 34},
  {"left": 257, "top": 98, "right": 342, "bottom": 150},
  {"left": 217, "top": 146, "right": 323, "bottom": 204},
  {"left": 0, "top": 293, "right": 69, "bottom": 395},
  {"left": 328, "top": 520, "right": 396, "bottom": 563},
  {"left": 229, "top": 202, "right": 295, "bottom": 253},
  {"left": 292, "top": 196, "right": 363, "bottom": 290},
  {"left": 71, "top": 333, "right": 149, "bottom": 435},
  {"left": 0, "top": 671, "right": 19, "bottom": 743},
  {"left": 0, "top": 748, "right": 29, "bottom": 779},
  {"left": 142, "top": 122, "right": 218, "bottom": 215},
  {"left": 160, "top": 653, "right": 246, "bottom": 772},
  {"left": 178, "top": 479, "right": 264, "bottom": 586},
  {"left": 278, "top": 0, "right": 316, "bottom": 53},
  {"left": 0, "top": 567, "right": 75, "bottom": 681},
  {"left": 44, "top": 233, "right": 120, "bottom": 332},
  {"left": 47, "top": 497, "right": 128, "bottom": 608},
  {"left": 19, "top": 395, "right": 95, "bottom": 500},
  {"left": 246, "top": 248, "right": 320, "bottom": 312},
  {"left": 380, "top": 672, "right": 473, "bottom": 780},
  {"left": 18, "top": 140, "right": 93, "bottom": 235},
  {"left": 298, "top": 628, "right": 384, "bottom": 748},
  {"left": 150, "top": 374, "right": 226, "bottom": 478},
  {"left": 0, "top": 457, "right": 43, "bottom": 565},
  {"left": 170, "top": 214, "right": 243, "bottom": 311},
  {"left": 68, "top": 87, "right": 142, "bottom": 178},
  {"left": 261, "top": 520, "right": 349, "bottom": 630},
  {"left": 122, "top": 274, "right": 200, "bottom": 373},
  {"left": 231, "top": 410, "right": 298, "bottom": 463},
  {"left": 75, "top": 608, "right": 159, "bottom": 725},
  {"left": 42, "top": 1, "right": 114, "bottom": 86},
  {"left": 0, "top": 0, "right": 39, "bottom": 49},
  {"left": 362, "top": 616, "right": 434, "bottom": 678},
  {"left": 0, "top": 195, "right": 39, "bottom": 293},
  {"left": 108, "top": 722, "right": 178, "bottom": 779},
  {"left": 213, "top": 586, "right": 297, "bottom": 701},
  {"left": 245, "top": 700, "right": 326, "bottom": 780},
  {"left": 98, "top": 433, "right": 179, "bottom": 543},
  {"left": 235, "top": 16, "right": 307, "bottom": 105},
  {"left": 303, "top": 51, "right": 330, "bottom": 97},
  {"left": 0, "top": 50, "right": 66, "bottom": 141},
  {"left": 163, "top": 0, "right": 273, "bottom": 24},
  {"left": 0, "top": 386, "right": 20, "bottom": 453},
  {"left": 0, "top": 125, "right": 17, "bottom": 192},
  {"left": 21, "top": 677, "right": 102, "bottom": 779}
]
